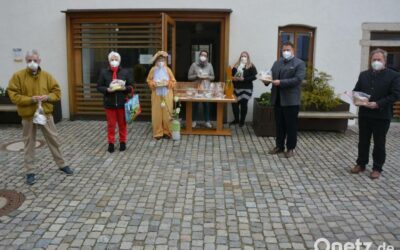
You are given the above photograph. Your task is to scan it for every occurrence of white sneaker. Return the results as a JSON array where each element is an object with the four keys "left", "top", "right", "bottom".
[
  {"left": 205, "top": 122, "right": 212, "bottom": 128},
  {"left": 192, "top": 121, "right": 197, "bottom": 128}
]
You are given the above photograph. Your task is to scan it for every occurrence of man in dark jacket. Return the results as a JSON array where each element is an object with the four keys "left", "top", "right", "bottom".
[
  {"left": 97, "top": 51, "right": 133, "bottom": 153},
  {"left": 262, "top": 41, "right": 306, "bottom": 158},
  {"left": 351, "top": 48, "right": 400, "bottom": 179}
]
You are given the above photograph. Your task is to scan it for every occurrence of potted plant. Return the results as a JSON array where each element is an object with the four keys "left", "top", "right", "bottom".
[
  {"left": 0, "top": 86, "right": 63, "bottom": 124},
  {"left": 0, "top": 87, "right": 11, "bottom": 104},
  {"left": 170, "top": 96, "right": 182, "bottom": 140},
  {"left": 252, "top": 92, "right": 276, "bottom": 136},
  {"left": 299, "top": 68, "right": 351, "bottom": 131},
  {"left": 0, "top": 86, "right": 22, "bottom": 124},
  {"left": 0, "top": 87, "right": 6, "bottom": 96}
]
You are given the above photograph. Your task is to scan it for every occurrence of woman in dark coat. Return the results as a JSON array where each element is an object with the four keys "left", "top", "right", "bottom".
[
  {"left": 231, "top": 51, "right": 258, "bottom": 127},
  {"left": 97, "top": 51, "right": 133, "bottom": 153}
]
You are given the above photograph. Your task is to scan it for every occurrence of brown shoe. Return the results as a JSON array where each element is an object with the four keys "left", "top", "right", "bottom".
[
  {"left": 350, "top": 165, "right": 366, "bottom": 174},
  {"left": 284, "top": 150, "right": 295, "bottom": 158},
  {"left": 268, "top": 147, "right": 284, "bottom": 155},
  {"left": 370, "top": 170, "right": 381, "bottom": 179}
]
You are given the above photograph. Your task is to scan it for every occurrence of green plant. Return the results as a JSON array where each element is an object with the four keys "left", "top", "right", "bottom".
[
  {"left": 0, "top": 87, "right": 6, "bottom": 96},
  {"left": 301, "top": 68, "right": 341, "bottom": 111},
  {"left": 257, "top": 92, "right": 272, "bottom": 106},
  {"left": 169, "top": 96, "right": 181, "bottom": 120}
]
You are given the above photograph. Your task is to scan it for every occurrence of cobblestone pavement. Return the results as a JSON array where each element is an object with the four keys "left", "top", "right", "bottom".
[{"left": 0, "top": 121, "right": 399, "bottom": 250}]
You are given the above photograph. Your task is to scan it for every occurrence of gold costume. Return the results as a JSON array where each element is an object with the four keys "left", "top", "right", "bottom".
[{"left": 146, "top": 66, "right": 176, "bottom": 138}]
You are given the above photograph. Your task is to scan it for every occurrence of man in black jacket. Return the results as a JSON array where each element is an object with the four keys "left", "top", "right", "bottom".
[
  {"left": 351, "top": 48, "right": 400, "bottom": 179},
  {"left": 262, "top": 41, "right": 306, "bottom": 158}
]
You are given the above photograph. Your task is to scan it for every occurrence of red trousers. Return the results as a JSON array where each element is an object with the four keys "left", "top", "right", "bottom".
[{"left": 105, "top": 108, "right": 127, "bottom": 144}]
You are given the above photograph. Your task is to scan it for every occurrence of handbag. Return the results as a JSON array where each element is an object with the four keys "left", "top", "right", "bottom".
[{"left": 125, "top": 87, "right": 142, "bottom": 124}]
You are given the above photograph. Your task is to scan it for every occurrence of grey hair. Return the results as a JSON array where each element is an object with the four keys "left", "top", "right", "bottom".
[
  {"left": 370, "top": 48, "right": 387, "bottom": 61},
  {"left": 25, "top": 49, "right": 40, "bottom": 60},
  {"left": 108, "top": 51, "right": 121, "bottom": 62}
]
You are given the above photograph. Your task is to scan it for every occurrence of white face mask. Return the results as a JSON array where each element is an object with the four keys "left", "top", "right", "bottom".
[
  {"left": 282, "top": 51, "right": 293, "bottom": 60},
  {"left": 157, "top": 61, "right": 165, "bottom": 68},
  {"left": 110, "top": 60, "right": 120, "bottom": 68},
  {"left": 199, "top": 56, "right": 207, "bottom": 62},
  {"left": 241, "top": 57, "right": 248, "bottom": 64},
  {"left": 27, "top": 61, "right": 39, "bottom": 71},
  {"left": 371, "top": 60, "right": 384, "bottom": 71}
]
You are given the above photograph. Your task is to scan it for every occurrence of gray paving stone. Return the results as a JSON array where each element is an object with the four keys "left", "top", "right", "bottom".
[{"left": 0, "top": 122, "right": 399, "bottom": 249}]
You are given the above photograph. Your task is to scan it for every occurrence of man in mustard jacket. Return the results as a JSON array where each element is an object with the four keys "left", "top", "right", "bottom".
[{"left": 7, "top": 50, "right": 73, "bottom": 185}]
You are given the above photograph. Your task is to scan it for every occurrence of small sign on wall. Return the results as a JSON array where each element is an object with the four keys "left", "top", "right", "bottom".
[
  {"left": 13, "top": 48, "right": 23, "bottom": 62},
  {"left": 139, "top": 54, "right": 153, "bottom": 64}
]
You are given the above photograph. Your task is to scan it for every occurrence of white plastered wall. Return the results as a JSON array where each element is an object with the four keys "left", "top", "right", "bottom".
[{"left": 0, "top": 0, "right": 399, "bottom": 120}]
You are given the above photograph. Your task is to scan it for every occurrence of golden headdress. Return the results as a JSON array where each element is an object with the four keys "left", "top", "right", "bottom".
[{"left": 151, "top": 51, "right": 168, "bottom": 64}]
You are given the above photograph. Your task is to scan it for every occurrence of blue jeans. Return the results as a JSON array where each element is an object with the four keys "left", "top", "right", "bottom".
[{"left": 192, "top": 102, "right": 210, "bottom": 122}]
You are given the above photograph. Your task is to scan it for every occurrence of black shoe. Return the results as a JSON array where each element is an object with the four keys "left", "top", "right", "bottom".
[
  {"left": 229, "top": 120, "right": 239, "bottom": 126},
  {"left": 119, "top": 142, "right": 126, "bottom": 151},
  {"left": 108, "top": 143, "right": 115, "bottom": 153},
  {"left": 163, "top": 134, "right": 171, "bottom": 139},
  {"left": 59, "top": 166, "right": 73, "bottom": 175},
  {"left": 239, "top": 122, "right": 245, "bottom": 127},
  {"left": 26, "top": 173, "right": 36, "bottom": 185}
]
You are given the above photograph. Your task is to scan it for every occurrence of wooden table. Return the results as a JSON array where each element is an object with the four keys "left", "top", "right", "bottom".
[{"left": 178, "top": 96, "right": 237, "bottom": 136}]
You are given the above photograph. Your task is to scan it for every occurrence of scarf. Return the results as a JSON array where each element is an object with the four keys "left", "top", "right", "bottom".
[
  {"left": 111, "top": 66, "right": 119, "bottom": 80},
  {"left": 199, "top": 61, "right": 207, "bottom": 68}
]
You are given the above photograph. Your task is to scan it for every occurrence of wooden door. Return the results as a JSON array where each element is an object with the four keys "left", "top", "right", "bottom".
[{"left": 162, "top": 13, "right": 176, "bottom": 73}]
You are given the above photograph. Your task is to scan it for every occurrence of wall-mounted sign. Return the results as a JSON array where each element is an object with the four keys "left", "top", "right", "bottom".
[
  {"left": 139, "top": 54, "right": 153, "bottom": 65},
  {"left": 13, "top": 48, "right": 23, "bottom": 62}
]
